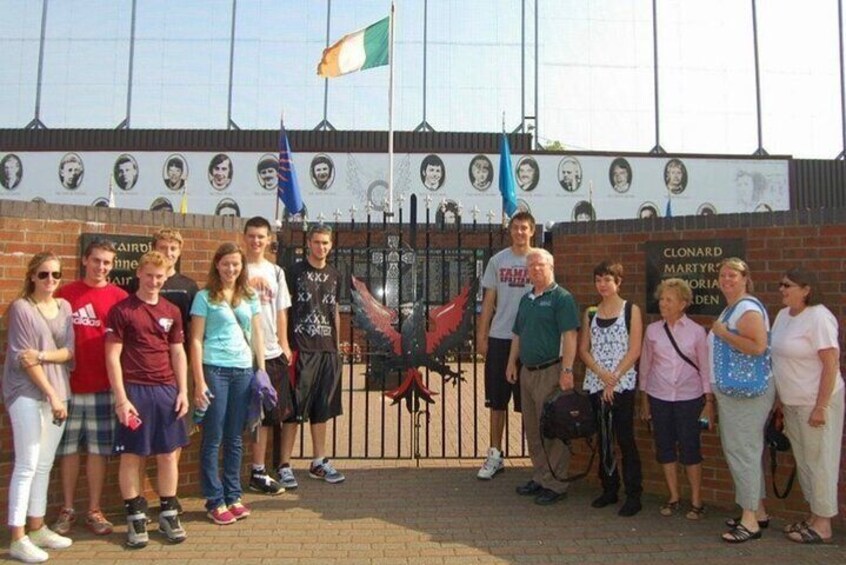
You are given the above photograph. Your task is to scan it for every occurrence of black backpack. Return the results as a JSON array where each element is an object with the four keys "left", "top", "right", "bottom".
[
  {"left": 542, "top": 389, "right": 596, "bottom": 442},
  {"left": 539, "top": 389, "right": 598, "bottom": 482}
]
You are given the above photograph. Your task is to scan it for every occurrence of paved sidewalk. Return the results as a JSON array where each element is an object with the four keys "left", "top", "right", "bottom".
[{"left": 1, "top": 460, "right": 843, "bottom": 564}]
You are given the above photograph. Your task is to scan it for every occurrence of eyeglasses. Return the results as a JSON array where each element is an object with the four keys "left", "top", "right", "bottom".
[
  {"left": 778, "top": 281, "right": 797, "bottom": 289},
  {"left": 36, "top": 271, "right": 62, "bottom": 280}
]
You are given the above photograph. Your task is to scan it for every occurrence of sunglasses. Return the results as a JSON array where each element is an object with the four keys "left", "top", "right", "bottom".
[
  {"left": 778, "top": 281, "right": 797, "bottom": 289},
  {"left": 36, "top": 271, "right": 62, "bottom": 280}
]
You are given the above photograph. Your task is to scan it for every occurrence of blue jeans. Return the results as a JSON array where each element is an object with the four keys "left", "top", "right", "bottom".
[{"left": 200, "top": 364, "right": 252, "bottom": 510}]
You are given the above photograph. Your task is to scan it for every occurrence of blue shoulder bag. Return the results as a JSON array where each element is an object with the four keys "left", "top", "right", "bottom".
[{"left": 712, "top": 297, "right": 771, "bottom": 398}]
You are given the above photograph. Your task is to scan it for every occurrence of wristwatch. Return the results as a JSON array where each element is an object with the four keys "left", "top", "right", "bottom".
[
  {"left": 561, "top": 367, "right": 573, "bottom": 374},
  {"left": 37, "top": 351, "right": 45, "bottom": 364}
]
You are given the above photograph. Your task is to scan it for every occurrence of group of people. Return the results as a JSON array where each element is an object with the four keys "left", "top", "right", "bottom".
[
  {"left": 3, "top": 219, "right": 345, "bottom": 562},
  {"left": 476, "top": 212, "right": 842, "bottom": 545}
]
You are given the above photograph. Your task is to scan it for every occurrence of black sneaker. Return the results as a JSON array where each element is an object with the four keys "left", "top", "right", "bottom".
[
  {"left": 158, "top": 509, "right": 187, "bottom": 543},
  {"left": 591, "top": 491, "right": 619, "bottom": 508},
  {"left": 534, "top": 488, "right": 567, "bottom": 506},
  {"left": 249, "top": 470, "right": 286, "bottom": 495},
  {"left": 516, "top": 480, "right": 543, "bottom": 496},
  {"left": 618, "top": 497, "right": 642, "bottom": 517},
  {"left": 126, "top": 512, "right": 148, "bottom": 549}
]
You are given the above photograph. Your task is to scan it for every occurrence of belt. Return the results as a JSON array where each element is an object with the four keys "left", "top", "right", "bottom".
[{"left": 525, "top": 358, "right": 561, "bottom": 372}]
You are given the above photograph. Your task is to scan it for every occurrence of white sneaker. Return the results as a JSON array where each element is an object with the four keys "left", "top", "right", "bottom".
[
  {"left": 9, "top": 536, "right": 49, "bottom": 563},
  {"left": 29, "top": 525, "right": 72, "bottom": 549},
  {"left": 477, "top": 447, "right": 504, "bottom": 480}
]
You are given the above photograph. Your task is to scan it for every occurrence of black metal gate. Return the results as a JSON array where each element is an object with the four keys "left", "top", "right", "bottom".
[{"left": 278, "top": 196, "right": 530, "bottom": 461}]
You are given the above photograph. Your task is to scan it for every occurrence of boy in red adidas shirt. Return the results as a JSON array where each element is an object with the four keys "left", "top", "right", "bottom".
[{"left": 53, "top": 239, "right": 127, "bottom": 536}]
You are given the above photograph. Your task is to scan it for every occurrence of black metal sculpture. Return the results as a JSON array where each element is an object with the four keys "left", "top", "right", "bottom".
[{"left": 350, "top": 276, "right": 478, "bottom": 412}]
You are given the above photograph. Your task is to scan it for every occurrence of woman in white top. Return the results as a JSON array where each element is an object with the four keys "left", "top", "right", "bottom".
[
  {"left": 578, "top": 261, "right": 643, "bottom": 517},
  {"left": 771, "top": 268, "right": 843, "bottom": 544}
]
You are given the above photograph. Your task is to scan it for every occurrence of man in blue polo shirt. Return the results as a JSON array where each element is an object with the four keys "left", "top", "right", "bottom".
[{"left": 506, "top": 248, "right": 580, "bottom": 505}]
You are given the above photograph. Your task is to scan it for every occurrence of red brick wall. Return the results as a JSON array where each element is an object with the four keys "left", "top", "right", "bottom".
[
  {"left": 0, "top": 201, "right": 245, "bottom": 523},
  {"left": 552, "top": 211, "right": 846, "bottom": 525},
  {"left": 1, "top": 201, "right": 844, "bottom": 525}
]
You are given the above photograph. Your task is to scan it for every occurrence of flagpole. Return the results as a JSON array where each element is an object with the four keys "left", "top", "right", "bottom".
[
  {"left": 387, "top": 1, "right": 396, "bottom": 218},
  {"left": 275, "top": 111, "right": 283, "bottom": 226},
  {"left": 501, "top": 111, "right": 506, "bottom": 226}
]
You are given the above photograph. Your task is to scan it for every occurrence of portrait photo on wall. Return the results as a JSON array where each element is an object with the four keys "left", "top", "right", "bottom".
[
  {"left": 516, "top": 198, "right": 531, "bottom": 215},
  {"left": 558, "top": 156, "right": 582, "bottom": 192},
  {"left": 215, "top": 197, "right": 241, "bottom": 217},
  {"left": 31, "top": 197, "right": 46, "bottom": 204},
  {"left": 91, "top": 197, "right": 110, "bottom": 207},
  {"left": 435, "top": 199, "right": 462, "bottom": 227},
  {"left": 515, "top": 156, "right": 540, "bottom": 192},
  {"left": 1, "top": 153, "right": 23, "bottom": 190},
  {"left": 208, "top": 153, "right": 233, "bottom": 191},
  {"left": 113, "top": 153, "right": 139, "bottom": 191},
  {"left": 468, "top": 154, "right": 493, "bottom": 191},
  {"left": 664, "top": 158, "right": 688, "bottom": 195},
  {"left": 150, "top": 197, "right": 173, "bottom": 212},
  {"left": 735, "top": 170, "right": 770, "bottom": 212},
  {"left": 367, "top": 180, "right": 389, "bottom": 211},
  {"left": 163, "top": 154, "right": 188, "bottom": 191},
  {"left": 256, "top": 154, "right": 278, "bottom": 191},
  {"left": 420, "top": 154, "right": 445, "bottom": 191},
  {"left": 572, "top": 200, "right": 596, "bottom": 222},
  {"left": 638, "top": 202, "right": 659, "bottom": 219},
  {"left": 59, "top": 152, "right": 84, "bottom": 190},
  {"left": 310, "top": 154, "right": 335, "bottom": 190},
  {"left": 608, "top": 157, "right": 632, "bottom": 194},
  {"left": 697, "top": 202, "right": 717, "bottom": 215}
]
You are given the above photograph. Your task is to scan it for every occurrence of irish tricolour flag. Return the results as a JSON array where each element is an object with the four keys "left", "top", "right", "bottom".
[{"left": 317, "top": 16, "right": 390, "bottom": 78}]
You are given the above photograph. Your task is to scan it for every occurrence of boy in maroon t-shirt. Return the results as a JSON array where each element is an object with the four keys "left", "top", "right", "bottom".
[{"left": 105, "top": 252, "right": 189, "bottom": 548}]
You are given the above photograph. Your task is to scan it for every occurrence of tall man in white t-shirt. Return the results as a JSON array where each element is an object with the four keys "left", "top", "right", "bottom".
[
  {"left": 243, "top": 217, "right": 292, "bottom": 495},
  {"left": 475, "top": 211, "right": 536, "bottom": 479}
]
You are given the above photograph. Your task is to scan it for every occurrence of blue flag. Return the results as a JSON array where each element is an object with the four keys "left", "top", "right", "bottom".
[
  {"left": 665, "top": 197, "right": 673, "bottom": 218},
  {"left": 498, "top": 132, "right": 518, "bottom": 217},
  {"left": 277, "top": 121, "right": 304, "bottom": 216}
]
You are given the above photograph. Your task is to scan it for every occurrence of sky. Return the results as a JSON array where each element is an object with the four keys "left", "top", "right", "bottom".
[{"left": 1, "top": 0, "right": 843, "bottom": 159}]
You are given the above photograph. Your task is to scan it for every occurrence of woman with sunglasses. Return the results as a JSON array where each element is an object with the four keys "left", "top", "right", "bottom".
[
  {"left": 3, "top": 253, "right": 74, "bottom": 563},
  {"left": 770, "top": 268, "right": 843, "bottom": 544}
]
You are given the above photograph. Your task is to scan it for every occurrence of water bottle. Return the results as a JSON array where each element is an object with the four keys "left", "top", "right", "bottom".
[{"left": 192, "top": 390, "right": 214, "bottom": 424}]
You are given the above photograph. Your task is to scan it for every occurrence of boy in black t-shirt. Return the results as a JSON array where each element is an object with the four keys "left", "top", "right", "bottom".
[{"left": 278, "top": 225, "right": 345, "bottom": 487}]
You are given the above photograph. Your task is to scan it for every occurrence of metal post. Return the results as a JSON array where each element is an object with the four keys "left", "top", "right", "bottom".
[
  {"left": 117, "top": 0, "right": 137, "bottom": 129},
  {"left": 751, "top": 0, "right": 768, "bottom": 155},
  {"left": 520, "top": 0, "right": 526, "bottom": 133},
  {"left": 649, "top": 0, "right": 665, "bottom": 154},
  {"left": 26, "top": 0, "right": 49, "bottom": 129},
  {"left": 226, "top": 0, "right": 239, "bottom": 130},
  {"left": 414, "top": 0, "right": 434, "bottom": 132},
  {"left": 534, "top": 0, "right": 539, "bottom": 151},
  {"left": 838, "top": 0, "right": 846, "bottom": 159},
  {"left": 315, "top": 0, "right": 336, "bottom": 131}
]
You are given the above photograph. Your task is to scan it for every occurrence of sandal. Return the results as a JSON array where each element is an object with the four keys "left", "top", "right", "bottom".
[
  {"left": 659, "top": 500, "right": 681, "bottom": 517},
  {"left": 725, "top": 516, "right": 769, "bottom": 529},
  {"left": 783, "top": 520, "right": 810, "bottom": 534},
  {"left": 786, "top": 524, "right": 832, "bottom": 545},
  {"left": 685, "top": 505, "right": 706, "bottom": 520},
  {"left": 722, "top": 523, "right": 762, "bottom": 544}
]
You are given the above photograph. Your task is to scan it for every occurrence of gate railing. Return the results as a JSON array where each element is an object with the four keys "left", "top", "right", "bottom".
[{"left": 276, "top": 198, "right": 530, "bottom": 461}]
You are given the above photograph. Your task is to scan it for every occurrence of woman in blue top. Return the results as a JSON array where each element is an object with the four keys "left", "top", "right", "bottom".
[{"left": 190, "top": 243, "right": 265, "bottom": 526}]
